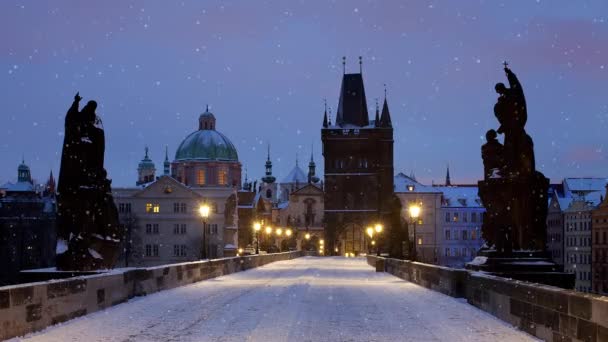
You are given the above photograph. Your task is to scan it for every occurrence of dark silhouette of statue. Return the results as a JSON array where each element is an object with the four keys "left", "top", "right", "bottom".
[
  {"left": 56, "top": 93, "right": 121, "bottom": 271},
  {"left": 478, "top": 65, "right": 548, "bottom": 252},
  {"left": 468, "top": 64, "right": 573, "bottom": 289}
]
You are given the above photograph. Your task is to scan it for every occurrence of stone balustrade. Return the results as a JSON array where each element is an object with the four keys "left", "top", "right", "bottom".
[
  {"left": 0, "top": 251, "right": 303, "bottom": 340},
  {"left": 368, "top": 255, "right": 608, "bottom": 342}
]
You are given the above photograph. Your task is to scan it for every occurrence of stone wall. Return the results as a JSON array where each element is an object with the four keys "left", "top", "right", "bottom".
[
  {"left": 0, "top": 251, "right": 303, "bottom": 340},
  {"left": 368, "top": 255, "right": 608, "bottom": 342}
]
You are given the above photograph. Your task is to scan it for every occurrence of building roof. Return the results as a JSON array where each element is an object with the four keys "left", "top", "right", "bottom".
[
  {"left": 335, "top": 73, "right": 369, "bottom": 127},
  {"left": 393, "top": 173, "right": 439, "bottom": 193},
  {"left": 175, "top": 129, "right": 238, "bottom": 162},
  {"left": 1, "top": 181, "right": 35, "bottom": 193},
  {"left": 393, "top": 173, "right": 481, "bottom": 208},
  {"left": 563, "top": 178, "right": 607, "bottom": 194},
  {"left": 435, "top": 185, "right": 482, "bottom": 208},
  {"left": 281, "top": 165, "right": 307, "bottom": 184}
]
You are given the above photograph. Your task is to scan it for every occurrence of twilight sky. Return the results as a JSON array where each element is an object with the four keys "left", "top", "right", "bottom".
[{"left": 1, "top": 1, "right": 608, "bottom": 187}]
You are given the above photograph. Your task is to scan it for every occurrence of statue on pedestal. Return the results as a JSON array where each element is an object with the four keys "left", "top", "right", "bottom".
[
  {"left": 479, "top": 63, "right": 548, "bottom": 253},
  {"left": 468, "top": 64, "right": 573, "bottom": 289},
  {"left": 56, "top": 93, "right": 122, "bottom": 271}
]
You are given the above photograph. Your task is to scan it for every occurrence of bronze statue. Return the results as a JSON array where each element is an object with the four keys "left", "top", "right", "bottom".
[
  {"left": 478, "top": 64, "right": 548, "bottom": 252},
  {"left": 56, "top": 93, "right": 121, "bottom": 271}
]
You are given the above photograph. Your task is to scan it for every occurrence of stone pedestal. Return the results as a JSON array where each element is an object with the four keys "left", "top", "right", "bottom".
[{"left": 466, "top": 250, "right": 574, "bottom": 289}]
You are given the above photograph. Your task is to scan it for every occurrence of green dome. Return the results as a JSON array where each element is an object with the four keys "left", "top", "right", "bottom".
[{"left": 175, "top": 129, "right": 238, "bottom": 162}]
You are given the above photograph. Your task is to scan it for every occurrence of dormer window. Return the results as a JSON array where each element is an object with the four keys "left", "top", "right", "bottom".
[{"left": 407, "top": 185, "right": 415, "bottom": 192}]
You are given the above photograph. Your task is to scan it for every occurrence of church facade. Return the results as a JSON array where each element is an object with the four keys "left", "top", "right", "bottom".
[
  {"left": 114, "top": 108, "right": 240, "bottom": 266},
  {"left": 321, "top": 69, "right": 394, "bottom": 255}
]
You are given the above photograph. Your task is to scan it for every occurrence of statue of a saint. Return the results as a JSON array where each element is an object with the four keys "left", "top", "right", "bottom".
[{"left": 56, "top": 93, "right": 121, "bottom": 271}]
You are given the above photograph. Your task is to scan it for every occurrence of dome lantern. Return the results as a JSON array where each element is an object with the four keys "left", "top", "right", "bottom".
[{"left": 199, "top": 105, "right": 216, "bottom": 131}]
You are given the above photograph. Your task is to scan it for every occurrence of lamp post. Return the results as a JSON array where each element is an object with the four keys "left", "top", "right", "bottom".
[
  {"left": 275, "top": 228, "right": 283, "bottom": 251},
  {"left": 409, "top": 204, "right": 421, "bottom": 262},
  {"left": 366, "top": 227, "right": 374, "bottom": 254},
  {"left": 199, "top": 204, "right": 210, "bottom": 259},
  {"left": 253, "top": 222, "right": 261, "bottom": 255},
  {"left": 374, "top": 223, "right": 383, "bottom": 256},
  {"left": 285, "top": 228, "right": 292, "bottom": 251}
]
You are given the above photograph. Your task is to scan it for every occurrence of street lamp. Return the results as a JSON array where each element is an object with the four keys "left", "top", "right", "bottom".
[
  {"left": 374, "top": 224, "right": 383, "bottom": 256},
  {"left": 285, "top": 229, "right": 292, "bottom": 237},
  {"left": 276, "top": 228, "right": 283, "bottom": 236},
  {"left": 305, "top": 233, "right": 311, "bottom": 240},
  {"left": 366, "top": 227, "right": 374, "bottom": 253},
  {"left": 265, "top": 226, "right": 273, "bottom": 235},
  {"left": 199, "top": 204, "right": 210, "bottom": 259},
  {"left": 253, "top": 222, "right": 261, "bottom": 254},
  {"left": 409, "top": 204, "right": 421, "bottom": 262}
]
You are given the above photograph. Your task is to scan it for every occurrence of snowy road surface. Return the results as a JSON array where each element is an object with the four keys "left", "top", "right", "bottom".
[{"left": 15, "top": 257, "right": 537, "bottom": 342}]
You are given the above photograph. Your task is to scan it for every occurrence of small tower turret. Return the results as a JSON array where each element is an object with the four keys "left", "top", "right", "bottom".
[
  {"left": 261, "top": 145, "right": 276, "bottom": 184},
  {"left": 137, "top": 147, "right": 156, "bottom": 185},
  {"left": 308, "top": 147, "right": 320, "bottom": 184},
  {"left": 163, "top": 146, "right": 170, "bottom": 176},
  {"left": 17, "top": 158, "right": 32, "bottom": 184}
]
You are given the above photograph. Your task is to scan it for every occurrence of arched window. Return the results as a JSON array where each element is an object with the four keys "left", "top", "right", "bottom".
[
  {"left": 197, "top": 169, "right": 206, "bottom": 185},
  {"left": 266, "top": 189, "right": 272, "bottom": 199}
]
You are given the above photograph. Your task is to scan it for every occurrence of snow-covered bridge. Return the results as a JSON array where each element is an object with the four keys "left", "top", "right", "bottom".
[{"left": 14, "top": 257, "right": 535, "bottom": 342}]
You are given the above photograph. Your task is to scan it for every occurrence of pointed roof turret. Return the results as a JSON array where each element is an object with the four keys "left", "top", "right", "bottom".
[
  {"left": 322, "top": 99, "right": 328, "bottom": 128},
  {"left": 45, "top": 170, "right": 56, "bottom": 195},
  {"left": 163, "top": 146, "right": 171, "bottom": 175},
  {"left": 335, "top": 65, "right": 369, "bottom": 127},
  {"left": 374, "top": 98, "right": 380, "bottom": 127},
  {"left": 445, "top": 164, "right": 452, "bottom": 186},
  {"left": 379, "top": 86, "right": 392, "bottom": 128},
  {"left": 308, "top": 146, "right": 320, "bottom": 184},
  {"left": 262, "top": 144, "right": 276, "bottom": 184}
]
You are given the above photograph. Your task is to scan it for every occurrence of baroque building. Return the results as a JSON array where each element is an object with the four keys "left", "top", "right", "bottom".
[
  {"left": 321, "top": 66, "right": 394, "bottom": 255},
  {"left": 115, "top": 108, "right": 240, "bottom": 266}
]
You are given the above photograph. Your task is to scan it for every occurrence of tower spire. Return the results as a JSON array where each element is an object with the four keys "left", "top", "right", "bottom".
[
  {"left": 262, "top": 144, "right": 276, "bottom": 184},
  {"left": 342, "top": 56, "right": 346, "bottom": 74},
  {"left": 445, "top": 164, "right": 452, "bottom": 186},
  {"left": 359, "top": 56, "right": 362, "bottom": 74},
  {"left": 163, "top": 145, "right": 170, "bottom": 176},
  {"left": 322, "top": 98, "right": 328, "bottom": 128},
  {"left": 308, "top": 143, "right": 319, "bottom": 184},
  {"left": 379, "top": 85, "right": 392, "bottom": 128},
  {"left": 375, "top": 98, "right": 380, "bottom": 126}
]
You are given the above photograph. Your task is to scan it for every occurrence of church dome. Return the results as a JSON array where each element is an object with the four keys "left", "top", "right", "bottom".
[{"left": 174, "top": 108, "right": 239, "bottom": 162}]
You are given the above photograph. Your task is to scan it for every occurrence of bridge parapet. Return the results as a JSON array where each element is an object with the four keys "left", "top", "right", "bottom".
[
  {"left": 0, "top": 251, "right": 303, "bottom": 340},
  {"left": 368, "top": 255, "right": 608, "bottom": 342}
]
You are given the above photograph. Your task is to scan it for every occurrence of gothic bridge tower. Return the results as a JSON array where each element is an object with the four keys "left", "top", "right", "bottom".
[{"left": 321, "top": 58, "right": 394, "bottom": 255}]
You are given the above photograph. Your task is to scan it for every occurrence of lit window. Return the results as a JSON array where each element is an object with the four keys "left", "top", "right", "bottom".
[
  {"left": 146, "top": 203, "right": 153, "bottom": 213},
  {"left": 218, "top": 167, "right": 228, "bottom": 185},
  {"left": 453, "top": 213, "right": 459, "bottom": 222},
  {"left": 417, "top": 237, "right": 422, "bottom": 245},
  {"left": 153, "top": 204, "right": 160, "bottom": 213},
  {"left": 197, "top": 169, "right": 206, "bottom": 185}
]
